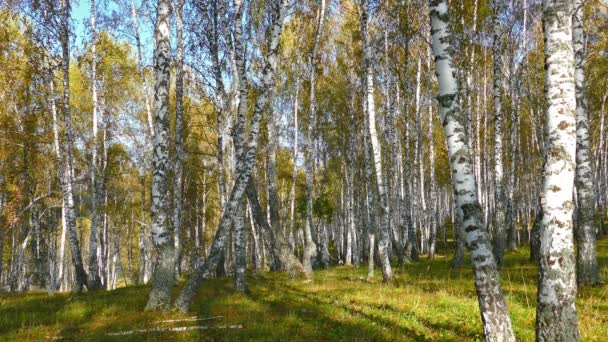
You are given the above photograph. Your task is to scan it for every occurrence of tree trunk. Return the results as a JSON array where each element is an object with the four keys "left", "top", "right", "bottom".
[
  {"left": 131, "top": 0, "right": 154, "bottom": 137},
  {"left": 429, "top": 1, "right": 515, "bottom": 340},
  {"left": 145, "top": 0, "right": 175, "bottom": 311},
  {"left": 174, "top": 0, "right": 289, "bottom": 312},
  {"left": 87, "top": 0, "right": 102, "bottom": 290},
  {"left": 246, "top": 179, "right": 306, "bottom": 278},
  {"left": 491, "top": 0, "right": 507, "bottom": 267},
  {"left": 361, "top": 0, "right": 392, "bottom": 282},
  {"left": 173, "top": 0, "right": 185, "bottom": 279},
  {"left": 288, "top": 84, "right": 300, "bottom": 253},
  {"left": 303, "top": 0, "right": 326, "bottom": 275},
  {"left": 60, "top": 0, "right": 88, "bottom": 293},
  {"left": 536, "top": 0, "right": 580, "bottom": 340},
  {"left": 573, "top": 0, "right": 601, "bottom": 287}
]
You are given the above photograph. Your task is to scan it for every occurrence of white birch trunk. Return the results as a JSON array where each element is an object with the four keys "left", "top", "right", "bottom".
[
  {"left": 491, "top": 0, "right": 507, "bottom": 266},
  {"left": 573, "top": 0, "right": 601, "bottom": 286},
  {"left": 429, "top": 1, "right": 515, "bottom": 340},
  {"left": 361, "top": 0, "right": 392, "bottom": 282},
  {"left": 60, "top": 0, "right": 88, "bottom": 293},
  {"left": 175, "top": 0, "right": 290, "bottom": 312},
  {"left": 145, "top": 0, "right": 175, "bottom": 311},
  {"left": 303, "top": 0, "right": 326, "bottom": 274},
  {"left": 536, "top": 0, "right": 580, "bottom": 339},
  {"left": 87, "top": 0, "right": 102, "bottom": 290}
]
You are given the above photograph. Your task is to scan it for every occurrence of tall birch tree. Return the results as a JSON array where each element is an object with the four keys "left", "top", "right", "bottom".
[
  {"left": 536, "top": 0, "right": 580, "bottom": 339},
  {"left": 303, "top": 0, "right": 326, "bottom": 274},
  {"left": 361, "top": 0, "right": 392, "bottom": 282},
  {"left": 87, "top": 0, "right": 102, "bottom": 290},
  {"left": 174, "top": 0, "right": 290, "bottom": 312},
  {"left": 428, "top": 0, "right": 515, "bottom": 339},
  {"left": 491, "top": 0, "right": 507, "bottom": 266},
  {"left": 145, "top": 0, "right": 175, "bottom": 311},
  {"left": 573, "top": 0, "right": 601, "bottom": 286},
  {"left": 59, "top": 0, "right": 88, "bottom": 293}
]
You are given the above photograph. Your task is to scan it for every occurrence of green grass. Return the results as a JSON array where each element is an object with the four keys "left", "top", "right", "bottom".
[{"left": 2, "top": 239, "right": 608, "bottom": 341}]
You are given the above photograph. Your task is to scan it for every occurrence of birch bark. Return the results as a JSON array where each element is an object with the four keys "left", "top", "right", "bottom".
[
  {"left": 87, "top": 0, "right": 102, "bottom": 290},
  {"left": 145, "top": 0, "right": 175, "bottom": 311},
  {"left": 573, "top": 0, "right": 601, "bottom": 286},
  {"left": 536, "top": 0, "right": 580, "bottom": 339},
  {"left": 429, "top": 1, "right": 515, "bottom": 339},
  {"left": 361, "top": 0, "right": 392, "bottom": 282},
  {"left": 303, "top": 0, "right": 326, "bottom": 274},
  {"left": 60, "top": 0, "right": 88, "bottom": 293},
  {"left": 175, "top": 0, "right": 289, "bottom": 312},
  {"left": 491, "top": 0, "right": 507, "bottom": 266}
]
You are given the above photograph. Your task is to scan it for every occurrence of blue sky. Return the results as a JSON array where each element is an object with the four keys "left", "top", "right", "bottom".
[{"left": 70, "top": 0, "right": 154, "bottom": 61}]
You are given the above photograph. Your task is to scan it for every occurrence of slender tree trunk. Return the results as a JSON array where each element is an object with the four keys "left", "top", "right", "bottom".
[
  {"left": 233, "top": 201, "right": 247, "bottom": 291},
  {"left": 536, "top": 1, "right": 580, "bottom": 339},
  {"left": 289, "top": 84, "right": 300, "bottom": 252},
  {"left": 49, "top": 75, "right": 68, "bottom": 291},
  {"left": 60, "top": 0, "right": 88, "bottom": 293},
  {"left": 145, "top": 0, "right": 175, "bottom": 311},
  {"left": 429, "top": 1, "right": 515, "bottom": 340},
  {"left": 131, "top": 0, "right": 154, "bottom": 137},
  {"left": 303, "top": 0, "right": 326, "bottom": 274},
  {"left": 175, "top": 0, "right": 289, "bottom": 312},
  {"left": 573, "top": 0, "right": 601, "bottom": 287},
  {"left": 173, "top": 0, "right": 185, "bottom": 278},
  {"left": 87, "top": 0, "right": 102, "bottom": 290},
  {"left": 428, "top": 95, "right": 437, "bottom": 260},
  {"left": 491, "top": 0, "right": 507, "bottom": 267},
  {"left": 361, "top": 0, "right": 392, "bottom": 282},
  {"left": 266, "top": 99, "right": 282, "bottom": 240}
]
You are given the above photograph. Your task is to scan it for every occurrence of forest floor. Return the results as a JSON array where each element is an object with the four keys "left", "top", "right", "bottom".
[{"left": 1, "top": 239, "right": 608, "bottom": 341}]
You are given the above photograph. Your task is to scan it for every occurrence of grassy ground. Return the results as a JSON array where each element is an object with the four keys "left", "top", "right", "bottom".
[{"left": 1, "top": 239, "right": 607, "bottom": 341}]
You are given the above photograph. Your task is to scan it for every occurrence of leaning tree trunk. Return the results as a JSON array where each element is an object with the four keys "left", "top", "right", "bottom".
[
  {"left": 145, "top": 0, "right": 175, "bottom": 311},
  {"left": 429, "top": 0, "right": 516, "bottom": 340},
  {"left": 535, "top": 0, "right": 580, "bottom": 340},
  {"left": 361, "top": 0, "right": 392, "bottom": 282},
  {"left": 60, "top": 0, "right": 88, "bottom": 293},
  {"left": 245, "top": 179, "right": 306, "bottom": 279},
  {"left": 573, "top": 0, "right": 601, "bottom": 287},
  {"left": 174, "top": 0, "right": 289, "bottom": 312}
]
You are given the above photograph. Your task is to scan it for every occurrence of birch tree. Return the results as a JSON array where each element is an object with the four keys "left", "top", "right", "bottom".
[
  {"left": 573, "top": 0, "right": 601, "bottom": 286},
  {"left": 428, "top": 0, "right": 515, "bottom": 339},
  {"left": 361, "top": 0, "right": 392, "bottom": 282},
  {"left": 59, "top": 0, "right": 88, "bottom": 293},
  {"left": 536, "top": 0, "right": 580, "bottom": 339},
  {"left": 87, "top": 0, "right": 102, "bottom": 290},
  {"left": 145, "top": 0, "right": 175, "bottom": 311},
  {"left": 303, "top": 0, "right": 326, "bottom": 274},
  {"left": 174, "top": 0, "right": 290, "bottom": 312},
  {"left": 491, "top": 0, "right": 507, "bottom": 266},
  {"left": 173, "top": 0, "right": 185, "bottom": 277}
]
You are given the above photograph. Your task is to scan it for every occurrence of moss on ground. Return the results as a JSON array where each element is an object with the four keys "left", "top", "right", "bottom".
[{"left": 1, "top": 238, "right": 607, "bottom": 341}]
